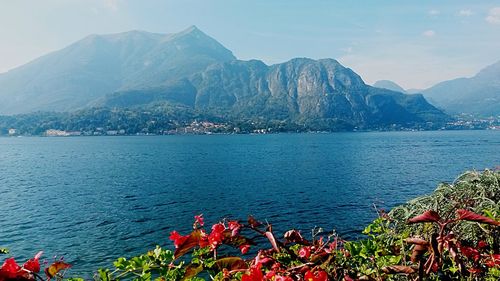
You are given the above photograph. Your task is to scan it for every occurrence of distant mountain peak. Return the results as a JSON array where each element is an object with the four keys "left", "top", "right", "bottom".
[
  {"left": 476, "top": 60, "right": 500, "bottom": 80},
  {"left": 421, "top": 60, "right": 500, "bottom": 115},
  {"left": 172, "top": 25, "right": 208, "bottom": 38},
  {"left": 184, "top": 25, "right": 201, "bottom": 33},
  {"left": 373, "top": 80, "right": 406, "bottom": 93}
]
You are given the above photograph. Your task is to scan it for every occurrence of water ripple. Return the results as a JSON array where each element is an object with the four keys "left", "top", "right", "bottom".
[{"left": 0, "top": 131, "right": 498, "bottom": 276}]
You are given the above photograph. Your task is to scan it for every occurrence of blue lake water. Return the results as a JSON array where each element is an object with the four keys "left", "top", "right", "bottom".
[{"left": 0, "top": 130, "right": 499, "bottom": 275}]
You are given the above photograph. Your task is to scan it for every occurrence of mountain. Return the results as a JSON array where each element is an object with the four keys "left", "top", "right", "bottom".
[
  {"left": 0, "top": 26, "right": 235, "bottom": 114},
  {"left": 0, "top": 26, "right": 447, "bottom": 129},
  {"left": 373, "top": 80, "right": 407, "bottom": 93},
  {"left": 101, "top": 58, "right": 448, "bottom": 128},
  {"left": 420, "top": 61, "right": 500, "bottom": 116}
]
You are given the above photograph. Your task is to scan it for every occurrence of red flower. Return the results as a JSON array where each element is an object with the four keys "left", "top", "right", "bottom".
[
  {"left": 198, "top": 230, "right": 209, "bottom": 248},
  {"left": 485, "top": 254, "right": 500, "bottom": 268},
  {"left": 169, "top": 231, "right": 189, "bottom": 248},
  {"left": 211, "top": 223, "right": 225, "bottom": 233},
  {"left": 431, "top": 261, "right": 439, "bottom": 273},
  {"left": 254, "top": 252, "right": 273, "bottom": 266},
  {"left": 468, "top": 267, "right": 482, "bottom": 274},
  {"left": 460, "top": 246, "right": 480, "bottom": 261},
  {"left": 299, "top": 246, "right": 311, "bottom": 259},
  {"left": 207, "top": 223, "right": 226, "bottom": 249},
  {"left": 208, "top": 231, "right": 223, "bottom": 248},
  {"left": 304, "top": 269, "right": 328, "bottom": 281},
  {"left": 0, "top": 258, "right": 21, "bottom": 279},
  {"left": 23, "top": 251, "right": 43, "bottom": 273},
  {"left": 325, "top": 240, "right": 337, "bottom": 254},
  {"left": 265, "top": 271, "right": 293, "bottom": 281},
  {"left": 477, "top": 240, "right": 488, "bottom": 249},
  {"left": 241, "top": 264, "right": 263, "bottom": 281},
  {"left": 239, "top": 244, "right": 251, "bottom": 254},
  {"left": 344, "top": 274, "right": 355, "bottom": 281},
  {"left": 194, "top": 214, "right": 204, "bottom": 227},
  {"left": 228, "top": 221, "right": 241, "bottom": 236}
]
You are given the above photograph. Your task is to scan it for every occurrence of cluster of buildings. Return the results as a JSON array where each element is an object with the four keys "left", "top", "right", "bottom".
[
  {"left": 8, "top": 128, "right": 18, "bottom": 136},
  {"left": 164, "top": 121, "right": 230, "bottom": 135},
  {"left": 445, "top": 115, "right": 500, "bottom": 130},
  {"left": 45, "top": 128, "right": 126, "bottom": 137}
]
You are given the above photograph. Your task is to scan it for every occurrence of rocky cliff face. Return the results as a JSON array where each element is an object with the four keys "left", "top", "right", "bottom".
[
  {"left": 191, "top": 58, "right": 445, "bottom": 125},
  {"left": 102, "top": 58, "right": 447, "bottom": 127}
]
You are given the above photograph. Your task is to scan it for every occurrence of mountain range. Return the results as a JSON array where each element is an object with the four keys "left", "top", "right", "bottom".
[
  {"left": 0, "top": 26, "right": 448, "bottom": 129},
  {"left": 374, "top": 61, "right": 500, "bottom": 116},
  {"left": 420, "top": 61, "right": 500, "bottom": 116}
]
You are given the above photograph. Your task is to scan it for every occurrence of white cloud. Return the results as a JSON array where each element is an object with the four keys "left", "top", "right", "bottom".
[
  {"left": 422, "top": 30, "right": 436, "bottom": 37},
  {"left": 486, "top": 7, "right": 500, "bottom": 24},
  {"left": 459, "top": 9, "right": 473, "bottom": 17},
  {"left": 428, "top": 9, "right": 440, "bottom": 16}
]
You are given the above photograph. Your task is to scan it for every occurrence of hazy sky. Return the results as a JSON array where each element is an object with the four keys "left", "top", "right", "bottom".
[{"left": 1, "top": 0, "right": 499, "bottom": 89}]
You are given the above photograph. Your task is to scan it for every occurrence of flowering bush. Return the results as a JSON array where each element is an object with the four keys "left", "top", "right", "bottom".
[
  {"left": 1, "top": 170, "right": 499, "bottom": 280},
  {"left": 0, "top": 250, "right": 71, "bottom": 281}
]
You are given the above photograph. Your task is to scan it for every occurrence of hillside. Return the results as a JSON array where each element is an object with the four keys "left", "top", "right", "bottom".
[
  {"left": 421, "top": 61, "right": 500, "bottom": 116},
  {"left": 0, "top": 26, "right": 235, "bottom": 114}
]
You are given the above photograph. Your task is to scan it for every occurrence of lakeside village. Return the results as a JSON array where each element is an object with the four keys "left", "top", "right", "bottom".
[{"left": 3, "top": 115, "right": 500, "bottom": 137}]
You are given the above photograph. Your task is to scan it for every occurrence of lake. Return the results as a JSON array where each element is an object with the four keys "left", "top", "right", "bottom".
[{"left": 0, "top": 130, "right": 499, "bottom": 275}]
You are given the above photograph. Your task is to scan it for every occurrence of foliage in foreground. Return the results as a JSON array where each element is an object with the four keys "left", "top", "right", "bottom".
[{"left": 1, "top": 170, "right": 499, "bottom": 280}]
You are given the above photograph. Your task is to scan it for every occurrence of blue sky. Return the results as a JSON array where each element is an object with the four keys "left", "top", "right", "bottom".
[{"left": 1, "top": 0, "right": 499, "bottom": 89}]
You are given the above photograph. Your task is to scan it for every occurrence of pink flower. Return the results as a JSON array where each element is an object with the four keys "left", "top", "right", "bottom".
[
  {"left": 239, "top": 244, "right": 251, "bottom": 254},
  {"left": 228, "top": 221, "right": 241, "bottom": 236},
  {"left": 194, "top": 214, "right": 204, "bottom": 227},
  {"left": 265, "top": 271, "right": 293, "bottom": 281},
  {"left": 299, "top": 246, "right": 311, "bottom": 259}
]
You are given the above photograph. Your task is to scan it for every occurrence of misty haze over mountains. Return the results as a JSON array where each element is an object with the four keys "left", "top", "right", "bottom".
[
  {"left": 374, "top": 61, "right": 500, "bottom": 116},
  {"left": 1, "top": 26, "right": 495, "bottom": 130}
]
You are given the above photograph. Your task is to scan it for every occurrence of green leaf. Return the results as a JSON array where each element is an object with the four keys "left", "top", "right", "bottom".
[
  {"left": 97, "top": 269, "right": 111, "bottom": 281},
  {"left": 114, "top": 257, "right": 128, "bottom": 269}
]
